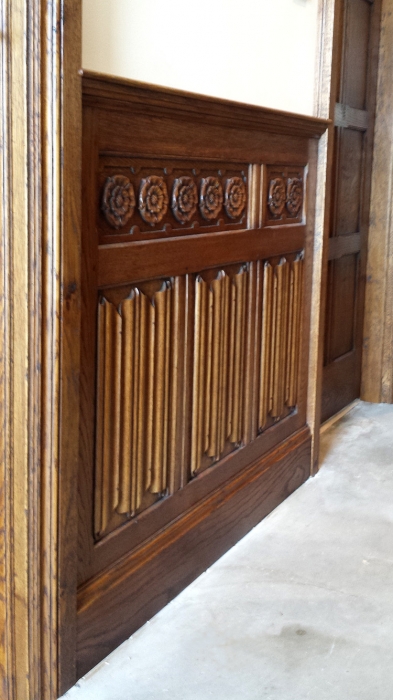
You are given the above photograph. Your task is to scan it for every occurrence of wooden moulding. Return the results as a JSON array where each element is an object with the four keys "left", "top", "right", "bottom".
[
  {"left": 0, "top": 0, "right": 81, "bottom": 698},
  {"left": 82, "top": 71, "right": 328, "bottom": 140},
  {"left": 308, "top": 0, "right": 338, "bottom": 472},
  {"left": 77, "top": 426, "right": 311, "bottom": 677}
]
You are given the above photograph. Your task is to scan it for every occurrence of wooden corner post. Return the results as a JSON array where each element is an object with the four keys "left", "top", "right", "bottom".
[{"left": 0, "top": 0, "right": 81, "bottom": 698}]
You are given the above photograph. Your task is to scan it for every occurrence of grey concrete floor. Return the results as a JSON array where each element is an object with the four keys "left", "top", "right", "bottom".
[{"left": 61, "top": 401, "right": 393, "bottom": 700}]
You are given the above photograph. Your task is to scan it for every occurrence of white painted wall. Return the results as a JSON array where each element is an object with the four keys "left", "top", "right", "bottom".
[{"left": 82, "top": 0, "right": 319, "bottom": 115}]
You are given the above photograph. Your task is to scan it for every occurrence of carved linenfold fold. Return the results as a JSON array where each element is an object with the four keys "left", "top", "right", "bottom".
[
  {"left": 95, "top": 299, "right": 122, "bottom": 535},
  {"left": 258, "top": 262, "right": 273, "bottom": 430},
  {"left": 191, "top": 266, "right": 248, "bottom": 474},
  {"left": 95, "top": 282, "right": 174, "bottom": 538},
  {"left": 286, "top": 255, "right": 303, "bottom": 408},
  {"left": 94, "top": 252, "right": 304, "bottom": 539},
  {"left": 258, "top": 254, "right": 304, "bottom": 431}
]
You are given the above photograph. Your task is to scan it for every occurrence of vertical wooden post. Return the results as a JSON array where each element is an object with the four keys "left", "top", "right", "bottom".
[
  {"left": 0, "top": 0, "right": 81, "bottom": 697},
  {"left": 362, "top": 0, "right": 393, "bottom": 404},
  {"left": 308, "top": 0, "right": 338, "bottom": 472}
]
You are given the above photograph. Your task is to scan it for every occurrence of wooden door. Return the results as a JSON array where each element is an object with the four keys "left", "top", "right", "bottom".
[
  {"left": 322, "top": 0, "right": 381, "bottom": 421},
  {"left": 76, "top": 72, "right": 326, "bottom": 681}
]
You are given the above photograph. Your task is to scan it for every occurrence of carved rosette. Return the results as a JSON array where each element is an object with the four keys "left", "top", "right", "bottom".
[
  {"left": 224, "top": 177, "right": 247, "bottom": 219},
  {"left": 139, "top": 175, "right": 169, "bottom": 225},
  {"left": 172, "top": 176, "right": 198, "bottom": 223},
  {"left": 268, "top": 177, "right": 286, "bottom": 217},
  {"left": 199, "top": 177, "right": 224, "bottom": 221},
  {"left": 286, "top": 177, "right": 303, "bottom": 217},
  {"left": 102, "top": 175, "right": 136, "bottom": 229}
]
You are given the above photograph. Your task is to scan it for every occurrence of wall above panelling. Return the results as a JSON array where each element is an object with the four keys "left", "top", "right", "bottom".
[{"left": 82, "top": 0, "right": 319, "bottom": 115}]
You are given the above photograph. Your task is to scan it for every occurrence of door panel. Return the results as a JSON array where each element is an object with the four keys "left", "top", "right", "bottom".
[
  {"left": 334, "top": 128, "right": 363, "bottom": 236},
  {"left": 77, "top": 72, "right": 326, "bottom": 676},
  {"left": 322, "top": 0, "right": 381, "bottom": 422},
  {"left": 325, "top": 254, "right": 358, "bottom": 363},
  {"left": 342, "top": 0, "right": 371, "bottom": 109}
]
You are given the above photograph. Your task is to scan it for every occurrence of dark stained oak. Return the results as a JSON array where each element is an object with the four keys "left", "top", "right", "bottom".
[
  {"left": 77, "top": 71, "right": 327, "bottom": 681},
  {"left": 322, "top": 0, "right": 382, "bottom": 422},
  {"left": 77, "top": 427, "right": 312, "bottom": 677}
]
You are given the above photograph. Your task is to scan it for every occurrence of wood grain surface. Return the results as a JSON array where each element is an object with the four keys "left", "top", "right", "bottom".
[{"left": 76, "top": 72, "right": 327, "bottom": 681}]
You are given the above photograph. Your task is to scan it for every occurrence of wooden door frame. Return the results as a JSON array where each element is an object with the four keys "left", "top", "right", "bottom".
[
  {"left": 308, "top": 0, "right": 338, "bottom": 471},
  {"left": 0, "top": 0, "right": 81, "bottom": 698},
  {"left": 362, "top": 0, "right": 393, "bottom": 403},
  {"left": 311, "top": 0, "right": 389, "bottom": 466}
]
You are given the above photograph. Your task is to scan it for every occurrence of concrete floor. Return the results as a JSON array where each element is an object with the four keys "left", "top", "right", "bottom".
[{"left": 61, "top": 401, "right": 393, "bottom": 700}]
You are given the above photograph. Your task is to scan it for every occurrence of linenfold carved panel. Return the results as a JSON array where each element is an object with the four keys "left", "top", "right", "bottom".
[
  {"left": 94, "top": 253, "right": 304, "bottom": 541},
  {"left": 95, "top": 281, "right": 175, "bottom": 538},
  {"left": 191, "top": 266, "right": 248, "bottom": 475},
  {"left": 258, "top": 254, "right": 303, "bottom": 431}
]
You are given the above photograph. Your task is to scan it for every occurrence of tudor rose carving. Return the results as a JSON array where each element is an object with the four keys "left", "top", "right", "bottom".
[
  {"left": 286, "top": 177, "right": 303, "bottom": 217},
  {"left": 225, "top": 177, "right": 247, "bottom": 219},
  {"left": 268, "top": 177, "right": 286, "bottom": 217},
  {"left": 200, "top": 177, "right": 224, "bottom": 221},
  {"left": 102, "top": 175, "right": 136, "bottom": 228},
  {"left": 172, "top": 176, "right": 198, "bottom": 223},
  {"left": 139, "top": 175, "right": 169, "bottom": 224}
]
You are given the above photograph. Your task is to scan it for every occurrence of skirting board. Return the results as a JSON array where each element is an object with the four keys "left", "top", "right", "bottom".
[{"left": 76, "top": 426, "right": 311, "bottom": 678}]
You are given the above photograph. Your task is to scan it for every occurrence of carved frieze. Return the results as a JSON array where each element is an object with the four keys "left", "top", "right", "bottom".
[
  {"left": 199, "top": 177, "right": 224, "bottom": 221},
  {"left": 98, "top": 157, "right": 248, "bottom": 240},
  {"left": 265, "top": 167, "right": 305, "bottom": 225},
  {"left": 102, "top": 175, "right": 136, "bottom": 228}
]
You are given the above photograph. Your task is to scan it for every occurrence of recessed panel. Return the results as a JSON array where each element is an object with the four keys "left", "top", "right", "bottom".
[
  {"left": 341, "top": 0, "right": 371, "bottom": 110},
  {"left": 327, "top": 254, "right": 358, "bottom": 363},
  {"left": 334, "top": 128, "right": 364, "bottom": 236}
]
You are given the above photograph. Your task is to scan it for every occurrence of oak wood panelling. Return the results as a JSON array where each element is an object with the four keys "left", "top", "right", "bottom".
[
  {"left": 258, "top": 256, "right": 304, "bottom": 429},
  {"left": 97, "top": 226, "right": 306, "bottom": 288},
  {"left": 191, "top": 266, "right": 248, "bottom": 473},
  {"left": 95, "top": 281, "right": 181, "bottom": 538},
  {"left": 77, "top": 426, "right": 312, "bottom": 678},
  {"left": 82, "top": 72, "right": 328, "bottom": 141},
  {"left": 92, "top": 254, "right": 305, "bottom": 543},
  {"left": 77, "top": 71, "right": 327, "bottom": 681}
]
